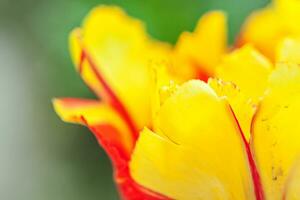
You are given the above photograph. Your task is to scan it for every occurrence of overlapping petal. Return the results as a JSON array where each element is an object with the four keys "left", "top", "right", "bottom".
[
  {"left": 53, "top": 2, "right": 300, "bottom": 199},
  {"left": 129, "top": 59, "right": 300, "bottom": 200},
  {"left": 208, "top": 78, "right": 256, "bottom": 141},
  {"left": 68, "top": 6, "right": 229, "bottom": 135},
  {"left": 54, "top": 5, "right": 233, "bottom": 199},
  {"left": 69, "top": 6, "right": 172, "bottom": 131},
  {"left": 251, "top": 64, "right": 300, "bottom": 200},
  {"left": 130, "top": 80, "right": 263, "bottom": 200},
  {"left": 53, "top": 98, "right": 170, "bottom": 199}
]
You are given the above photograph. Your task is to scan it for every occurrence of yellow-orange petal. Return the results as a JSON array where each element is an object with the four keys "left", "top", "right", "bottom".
[
  {"left": 174, "top": 11, "right": 227, "bottom": 77},
  {"left": 69, "top": 6, "right": 171, "bottom": 130},
  {"left": 251, "top": 63, "right": 300, "bottom": 200},
  {"left": 215, "top": 45, "right": 272, "bottom": 101},
  {"left": 276, "top": 37, "right": 300, "bottom": 63},
  {"left": 53, "top": 98, "right": 133, "bottom": 155},
  {"left": 238, "top": 6, "right": 287, "bottom": 61},
  {"left": 208, "top": 78, "right": 256, "bottom": 141},
  {"left": 130, "top": 80, "right": 260, "bottom": 200}
]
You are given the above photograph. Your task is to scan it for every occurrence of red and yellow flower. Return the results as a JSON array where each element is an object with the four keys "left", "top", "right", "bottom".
[
  {"left": 53, "top": 1, "right": 300, "bottom": 199},
  {"left": 53, "top": 6, "right": 227, "bottom": 198},
  {"left": 130, "top": 62, "right": 300, "bottom": 200}
]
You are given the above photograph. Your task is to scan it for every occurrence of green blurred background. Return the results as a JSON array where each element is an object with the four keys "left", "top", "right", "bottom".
[{"left": 0, "top": 0, "right": 269, "bottom": 199}]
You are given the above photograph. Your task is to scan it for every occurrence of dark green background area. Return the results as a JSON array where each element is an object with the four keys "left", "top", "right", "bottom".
[{"left": 0, "top": 0, "right": 269, "bottom": 199}]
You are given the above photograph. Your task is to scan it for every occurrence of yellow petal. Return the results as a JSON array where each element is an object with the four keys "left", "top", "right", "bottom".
[
  {"left": 69, "top": 29, "right": 110, "bottom": 100},
  {"left": 174, "top": 11, "right": 227, "bottom": 77},
  {"left": 283, "top": 160, "right": 300, "bottom": 200},
  {"left": 238, "top": 6, "right": 287, "bottom": 60},
  {"left": 208, "top": 78, "right": 256, "bottom": 141},
  {"left": 276, "top": 37, "right": 300, "bottom": 63},
  {"left": 149, "top": 62, "right": 179, "bottom": 131},
  {"left": 69, "top": 6, "right": 171, "bottom": 130},
  {"left": 215, "top": 45, "right": 272, "bottom": 101},
  {"left": 130, "top": 80, "right": 258, "bottom": 200},
  {"left": 53, "top": 98, "right": 133, "bottom": 153},
  {"left": 275, "top": 0, "right": 300, "bottom": 33},
  {"left": 238, "top": 0, "right": 300, "bottom": 61},
  {"left": 251, "top": 63, "right": 300, "bottom": 200}
]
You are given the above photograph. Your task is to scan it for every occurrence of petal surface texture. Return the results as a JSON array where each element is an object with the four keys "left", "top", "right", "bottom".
[
  {"left": 251, "top": 64, "right": 300, "bottom": 200},
  {"left": 283, "top": 160, "right": 300, "bottom": 200},
  {"left": 215, "top": 45, "right": 272, "bottom": 101},
  {"left": 130, "top": 80, "right": 258, "bottom": 200},
  {"left": 276, "top": 37, "right": 300, "bottom": 64},
  {"left": 208, "top": 78, "right": 256, "bottom": 141}
]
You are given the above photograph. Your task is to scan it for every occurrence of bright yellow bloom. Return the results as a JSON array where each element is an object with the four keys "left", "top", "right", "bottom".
[
  {"left": 129, "top": 39, "right": 300, "bottom": 199},
  {"left": 53, "top": 5, "right": 228, "bottom": 199},
  {"left": 130, "top": 80, "right": 260, "bottom": 199},
  {"left": 130, "top": 62, "right": 300, "bottom": 200},
  {"left": 53, "top": 3, "right": 300, "bottom": 200},
  {"left": 67, "top": 6, "right": 227, "bottom": 130}
]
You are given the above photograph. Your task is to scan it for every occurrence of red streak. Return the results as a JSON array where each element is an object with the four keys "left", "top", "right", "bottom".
[
  {"left": 197, "top": 69, "right": 209, "bottom": 82},
  {"left": 230, "top": 107, "right": 265, "bottom": 200},
  {"left": 81, "top": 117, "right": 169, "bottom": 200},
  {"left": 74, "top": 37, "right": 168, "bottom": 199},
  {"left": 79, "top": 49, "right": 139, "bottom": 142},
  {"left": 190, "top": 59, "right": 210, "bottom": 82}
]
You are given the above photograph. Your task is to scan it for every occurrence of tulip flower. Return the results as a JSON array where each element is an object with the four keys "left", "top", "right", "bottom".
[
  {"left": 130, "top": 62, "right": 300, "bottom": 199},
  {"left": 53, "top": 5, "right": 227, "bottom": 199},
  {"left": 130, "top": 38, "right": 300, "bottom": 199},
  {"left": 53, "top": 3, "right": 300, "bottom": 200}
]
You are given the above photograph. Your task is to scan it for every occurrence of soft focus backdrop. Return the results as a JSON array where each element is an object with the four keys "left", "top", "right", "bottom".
[{"left": 0, "top": 0, "right": 269, "bottom": 199}]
